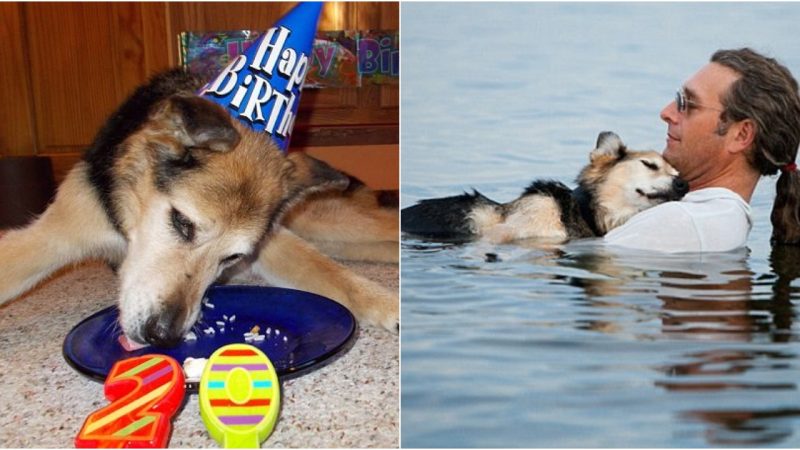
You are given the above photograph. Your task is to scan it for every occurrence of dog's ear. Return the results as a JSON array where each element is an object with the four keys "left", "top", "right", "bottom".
[
  {"left": 157, "top": 95, "right": 241, "bottom": 153},
  {"left": 282, "top": 152, "right": 350, "bottom": 201},
  {"left": 590, "top": 131, "right": 627, "bottom": 162}
]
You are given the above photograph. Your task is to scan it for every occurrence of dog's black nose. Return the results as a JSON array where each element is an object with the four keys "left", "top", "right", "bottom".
[
  {"left": 143, "top": 311, "right": 183, "bottom": 348},
  {"left": 673, "top": 177, "right": 689, "bottom": 198}
]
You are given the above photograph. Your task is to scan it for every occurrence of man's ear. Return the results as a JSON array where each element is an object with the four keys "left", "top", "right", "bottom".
[
  {"left": 727, "top": 118, "right": 757, "bottom": 155},
  {"left": 282, "top": 152, "right": 350, "bottom": 201},
  {"left": 155, "top": 95, "right": 240, "bottom": 153}
]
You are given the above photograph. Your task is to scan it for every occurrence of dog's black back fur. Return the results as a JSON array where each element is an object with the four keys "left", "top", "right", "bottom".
[
  {"left": 401, "top": 190, "right": 500, "bottom": 238},
  {"left": 83, "top": 69, "right": 202, "bottom": 232}
]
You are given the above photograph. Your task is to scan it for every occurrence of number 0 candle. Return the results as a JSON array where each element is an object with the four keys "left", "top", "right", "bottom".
[{"left": 199, "top": 343, "right": 280, "bottom": 448}]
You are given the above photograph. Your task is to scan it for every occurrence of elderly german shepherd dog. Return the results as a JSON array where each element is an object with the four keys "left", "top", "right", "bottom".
[
  {"left": 402, "top": 132, "right": 688, "bottom": 243},
  {"left": 0, "top": 69, "right": 397, "bottom": 346}
]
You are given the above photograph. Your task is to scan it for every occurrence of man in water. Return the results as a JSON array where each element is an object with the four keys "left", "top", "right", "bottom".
[{"left": 605, "top": 48, "right": 800, "bottom": 252}]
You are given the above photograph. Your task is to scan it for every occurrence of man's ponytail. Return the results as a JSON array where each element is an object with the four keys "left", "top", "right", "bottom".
[{"left": 771, "top": 166, "right": 800, "bottom": 244}]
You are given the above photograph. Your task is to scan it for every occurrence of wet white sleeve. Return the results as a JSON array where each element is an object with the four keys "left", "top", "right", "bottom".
[
  {"left": 689, "top": 199, "right": 751, "bottom": 252},
  {"left": 603, "top": 202, "right": 702, "bottom": 253}
]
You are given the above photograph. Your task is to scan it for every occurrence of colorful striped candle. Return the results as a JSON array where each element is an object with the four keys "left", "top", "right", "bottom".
[
  {"left": 75, "top": 354, "right": 185, "bottom": 448},
  {"left": 199, "top": 344, "right": 280, "bottom": 447}
]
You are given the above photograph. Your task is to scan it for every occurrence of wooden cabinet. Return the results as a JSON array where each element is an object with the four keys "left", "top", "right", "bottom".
[{"left": 0, "top": 2, "right": 398, "bottom": 188}]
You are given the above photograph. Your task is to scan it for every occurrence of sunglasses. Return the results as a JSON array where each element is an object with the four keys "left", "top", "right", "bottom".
[{"left": 675, "top": 88, "right": 725, "bottom": 114}]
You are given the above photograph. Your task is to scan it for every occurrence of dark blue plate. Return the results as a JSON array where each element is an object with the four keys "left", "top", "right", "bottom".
[{"left": 63, "top": 285, "right": 356, "bottom": 391}]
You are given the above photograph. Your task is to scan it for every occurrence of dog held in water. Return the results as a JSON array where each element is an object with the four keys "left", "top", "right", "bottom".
[
  {"left": 0, "top": 69, "right": 398, "bottom": 347},
  {"left": 402, "top": 132, "right": 688, "bottom": 243}
]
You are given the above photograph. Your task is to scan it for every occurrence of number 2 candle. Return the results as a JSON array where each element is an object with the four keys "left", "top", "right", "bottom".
[{"left": 75, "top": 354, "right": 186, "bottom": 448}]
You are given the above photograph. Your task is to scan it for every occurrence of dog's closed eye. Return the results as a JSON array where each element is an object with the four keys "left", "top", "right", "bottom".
[
  {"left": 170, "top": 208, "right": 196, "bottom": 243},
  {"left": 220, "top": 253, "right": 244, "bottom": 266},
  {"left": 641, "top": 160, "right": 659, "bottom": 171}
]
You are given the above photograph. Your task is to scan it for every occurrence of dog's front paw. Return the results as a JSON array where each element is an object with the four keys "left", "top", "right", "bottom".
[{"left": 349, "top": 283, "right": 399, "bottom": 333}]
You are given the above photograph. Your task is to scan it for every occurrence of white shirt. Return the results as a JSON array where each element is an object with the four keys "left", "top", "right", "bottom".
[{"left": 604, "top": 187, "right": 752, "bottom": 253}]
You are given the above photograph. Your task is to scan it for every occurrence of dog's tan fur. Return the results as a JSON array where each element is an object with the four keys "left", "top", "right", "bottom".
[
  {"left": 472, "top": 197, "right": 567, "bottom": 243},
  {"left": 283, "top": 188, "right": 398, "bottom": 263},
  {"left": 0, "top": 164, "right": 126, "bottom": 303},
  {"left": 0, "top": 71, "right": 397, "bottom": 346}
]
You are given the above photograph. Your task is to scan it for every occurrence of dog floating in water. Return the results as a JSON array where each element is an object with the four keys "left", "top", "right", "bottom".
[{"left": 402, "top": 132, "right": 688, "bottom": 243}]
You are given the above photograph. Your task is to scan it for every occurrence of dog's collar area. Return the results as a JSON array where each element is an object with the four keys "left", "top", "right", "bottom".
[{"left": 572, "top": 186, "right": 603, "bottom": 237}]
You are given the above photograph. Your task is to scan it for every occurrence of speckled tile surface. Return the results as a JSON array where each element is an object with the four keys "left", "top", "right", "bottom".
[{"left": 0, "top": 260, "right": 398, "bottom": 448}]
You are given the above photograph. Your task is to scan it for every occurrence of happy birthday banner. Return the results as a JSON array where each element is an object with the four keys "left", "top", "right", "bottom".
[{"left": 179, "top": 29, "right": 399, "bottom": 88}]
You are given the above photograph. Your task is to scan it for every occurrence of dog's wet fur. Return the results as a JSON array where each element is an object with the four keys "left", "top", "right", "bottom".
[
  {"left": 0, "top": 69, "right": 398, "bottom": 347},
  {"left": 402, "top": 132, "right": 688, "bottom": 243}
]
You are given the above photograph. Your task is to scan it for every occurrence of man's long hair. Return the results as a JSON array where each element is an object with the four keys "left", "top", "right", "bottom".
[{"left": 712, "top": 48, "right": 800, "bottom": 244}]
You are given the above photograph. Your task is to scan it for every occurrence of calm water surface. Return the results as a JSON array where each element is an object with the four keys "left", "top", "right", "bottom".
[{"left": 401, "top": 3, "right": 800, "bottom": 447}]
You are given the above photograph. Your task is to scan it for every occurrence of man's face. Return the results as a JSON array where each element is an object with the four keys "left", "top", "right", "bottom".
[{"left": 660, "top": 63, "right": 741, "bottom": 188}]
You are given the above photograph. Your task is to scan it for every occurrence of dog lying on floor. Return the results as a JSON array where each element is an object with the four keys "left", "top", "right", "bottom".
[
  {"left": 402, "top": 132, "right": 688, "bottom": 243},
  {"left": 0, "top": 69, "right": 398, "bottom": 347}
]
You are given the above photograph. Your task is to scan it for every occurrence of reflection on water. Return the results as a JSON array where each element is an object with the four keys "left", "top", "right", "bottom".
[
  {"left": 571, "top": 244, "right": 800, "bottom": 446},
  {"left": 402, "top": 239, "right": 800, "bottom": 447}
]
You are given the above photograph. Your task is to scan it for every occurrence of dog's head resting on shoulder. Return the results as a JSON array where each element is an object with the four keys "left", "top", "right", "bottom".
[
  {"left": 96, "top": 70, "right": 348, "bottom": 347},
  {"left": 578, "top": 131, "right": 689, "bottom": 234}
]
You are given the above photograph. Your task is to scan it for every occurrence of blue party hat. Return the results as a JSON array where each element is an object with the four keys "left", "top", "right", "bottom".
[{"left": 200, "top": 2, "right": 323, "bottom": 152}]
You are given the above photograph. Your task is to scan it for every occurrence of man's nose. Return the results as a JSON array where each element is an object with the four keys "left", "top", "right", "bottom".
[{"left": 660, "top": 101, "right": 679, "bottom": 124}]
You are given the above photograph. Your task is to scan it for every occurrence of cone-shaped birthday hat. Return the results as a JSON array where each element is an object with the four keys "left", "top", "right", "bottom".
[{"left": 200, "top": 2, "right": 323, "bottom": 152}]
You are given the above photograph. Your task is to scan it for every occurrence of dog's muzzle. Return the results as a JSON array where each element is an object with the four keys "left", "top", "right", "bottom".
[
  {"left": 142, "top": 306, "right": 186, "bottom": 348},
  {"left": 639, "top": 177, "right": 689, "bottom": 202},
  {"left": 671, "top": 177, "right": 689, "bottom": 200}
]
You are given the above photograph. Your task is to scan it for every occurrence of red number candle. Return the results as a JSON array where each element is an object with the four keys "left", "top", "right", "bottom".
[{"left": 75, "top": 354, "right": 186, "bottom": 448}]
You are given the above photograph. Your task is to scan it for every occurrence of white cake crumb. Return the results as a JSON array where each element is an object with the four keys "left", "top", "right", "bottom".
[
  {"left": 183, "top": 357, "right": 208, "bottom": 382},
  {"left": 183, "top": 331, "right": 197, "bottom": 341},
  {"left": 203, "top": 327, "right": 215, "bottom": 335}
]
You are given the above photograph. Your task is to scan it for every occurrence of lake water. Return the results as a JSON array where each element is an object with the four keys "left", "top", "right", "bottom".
[{"left": 400, "top": 3, "right": 800, "bottom": 447}]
